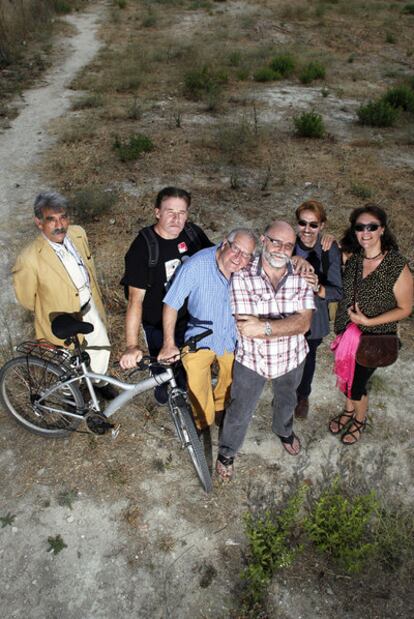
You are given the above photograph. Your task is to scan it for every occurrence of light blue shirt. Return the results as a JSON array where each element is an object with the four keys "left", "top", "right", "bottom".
[{"left": 163, "top": 246, "right": 237, "bottom": 355}]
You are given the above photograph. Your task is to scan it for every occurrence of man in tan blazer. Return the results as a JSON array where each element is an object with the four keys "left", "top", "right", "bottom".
[{"left": 13, "top": 191, "right": 116, "bottom": 399}]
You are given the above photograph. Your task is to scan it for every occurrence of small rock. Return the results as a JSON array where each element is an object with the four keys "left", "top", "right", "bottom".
[
  {"left": 326, "top": 586, "right": 334, "bottom": 595},
  {"left": 109, "top": 219, "right": 116, "bottom": 225},
  {"left": 67, "top": 515, "right": 74, "bottom": 523},
  {"left": 12, "top": 527, "right": 18, "bottom": 534}
]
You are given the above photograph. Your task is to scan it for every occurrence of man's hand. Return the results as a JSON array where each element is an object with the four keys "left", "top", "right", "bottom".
[
  {"left": 291, "top": 255, "right": 315, "bottom": 275},
  {"left": 119, "top": 346, "right": 144, "bottom": 370},
  {"left": 321, "top": 233, "right": 336, "bottom": 251},
  {"left": 157, "top": 344, "right": 180, "bottom": 363},
  {"left": 236, "top": 314, "right": 265, "bottom": 338}
]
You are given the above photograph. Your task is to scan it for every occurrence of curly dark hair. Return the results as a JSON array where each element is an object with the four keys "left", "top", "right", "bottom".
[{"left": 340, "top": 204, "right": 399, "bottom": 254}]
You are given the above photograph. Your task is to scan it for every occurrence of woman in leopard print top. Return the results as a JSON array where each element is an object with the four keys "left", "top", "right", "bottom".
[{"left": 329, "top": 204, "right": 413, "bottom": 444}]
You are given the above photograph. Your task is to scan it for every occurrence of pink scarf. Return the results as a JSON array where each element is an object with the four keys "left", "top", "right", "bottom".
[{"left": 330, "top": 323, "right": 362, "bottom": 397}]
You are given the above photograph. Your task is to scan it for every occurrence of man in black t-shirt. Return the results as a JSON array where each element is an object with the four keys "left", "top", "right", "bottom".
[{"left": 119, "top": 188, "right": 212, "bottom": 388}]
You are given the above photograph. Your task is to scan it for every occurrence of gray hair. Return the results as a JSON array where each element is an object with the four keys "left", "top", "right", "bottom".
[
  {"left": 226, "top": 227, "right": 258, "bottom": 246},
  {"left": 34, "top": 191, "right": 68, "bottom": 219}
]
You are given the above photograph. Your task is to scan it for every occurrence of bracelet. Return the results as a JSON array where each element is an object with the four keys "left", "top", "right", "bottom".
[{"left": 313, "top": 283, "right": 321, "bottom": 293}]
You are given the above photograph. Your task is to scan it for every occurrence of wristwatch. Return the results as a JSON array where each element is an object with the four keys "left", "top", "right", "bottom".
[
  {"left": 313, "top": 283, "right": 321, "bottom": 294},
  {"left": 264, "top": 321, "right": 272, "bottom": 337}
]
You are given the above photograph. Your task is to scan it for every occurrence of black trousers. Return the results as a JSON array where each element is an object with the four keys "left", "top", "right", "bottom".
[{"left": 297, "top": 337, "right": 323, "bottom": 399}]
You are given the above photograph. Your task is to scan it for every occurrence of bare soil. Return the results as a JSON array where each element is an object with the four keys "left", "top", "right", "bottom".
[{"left": 1, "top": 1, "right": 414, "bottom": 618}]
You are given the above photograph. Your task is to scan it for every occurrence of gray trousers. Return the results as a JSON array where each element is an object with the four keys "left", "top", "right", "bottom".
[{"left": 219, "top": 359, "right": 305, "bottom": 459}]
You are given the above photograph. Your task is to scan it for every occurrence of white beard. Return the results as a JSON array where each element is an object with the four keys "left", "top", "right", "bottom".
[{"left": 263, "top": 248, "right": 289, "bottom": 269}]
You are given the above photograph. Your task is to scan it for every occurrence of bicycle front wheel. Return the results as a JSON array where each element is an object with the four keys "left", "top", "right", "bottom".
[
  {"left": 0, "top": 356, "right": 83, "bottom": 437},
  {"left": 169, "top": 394, "right": 212, "bottom": 494}
]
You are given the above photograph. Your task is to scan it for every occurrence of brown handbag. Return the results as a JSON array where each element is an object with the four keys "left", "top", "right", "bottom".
[{"left": 356, "top": 333, "right": 399, "bottom": 367}]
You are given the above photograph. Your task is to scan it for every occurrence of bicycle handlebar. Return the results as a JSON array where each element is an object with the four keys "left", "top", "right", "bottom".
[{"left": 129, "top": 327, "right": 213, "bottom": 374}]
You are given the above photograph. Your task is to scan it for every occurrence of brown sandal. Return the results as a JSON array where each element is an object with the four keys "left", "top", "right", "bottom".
[
  {"left": 341, "top": 417, "right": 366, "bottom": 445},
  {"left": 328, "top": 409, "right": 355, "bottom": 435}
]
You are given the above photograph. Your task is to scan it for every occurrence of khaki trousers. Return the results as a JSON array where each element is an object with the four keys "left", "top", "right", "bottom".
[{"left": 182, "top": 349, "right": 234, "bottom": 428}]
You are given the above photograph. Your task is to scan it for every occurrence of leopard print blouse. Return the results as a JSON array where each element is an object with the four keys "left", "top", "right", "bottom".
[{"left": 334, "top": 249, "right": 407, "bottom": 335}]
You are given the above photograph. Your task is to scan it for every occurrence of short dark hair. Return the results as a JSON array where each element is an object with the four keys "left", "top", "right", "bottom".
[
  {"left": 295, "top": 199, "right": 327, "bottom": 224},
  {"left": 34, "top": 191, "right": 68, "bottom": 219},
  {"left": 155, "top": 187, "right": 191, "bottom": 209},
  {"left": 340, "top": 204, "right": 399, "bottom": 254}
]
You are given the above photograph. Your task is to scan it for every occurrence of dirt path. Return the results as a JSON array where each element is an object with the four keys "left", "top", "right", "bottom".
[{"left": 0, "top": 3, "right": 104, "bottom": 340}]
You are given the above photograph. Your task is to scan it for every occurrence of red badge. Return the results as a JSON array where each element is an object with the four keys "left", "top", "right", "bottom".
[{"left": 178, "top": 242, "right": 188, "bottom": 254}]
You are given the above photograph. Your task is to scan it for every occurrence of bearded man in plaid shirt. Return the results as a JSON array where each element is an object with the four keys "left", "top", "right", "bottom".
[{"left": 216, "top": 221, "right": 315, "bottom": 481}]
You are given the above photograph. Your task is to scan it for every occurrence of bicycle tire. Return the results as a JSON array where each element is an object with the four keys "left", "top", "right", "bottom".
[
  {"left": 0, "top": 356, "right": 83, "bottom": 437},
  {"left": 169, "top": 394, "right": 212, "bottom": 493}
]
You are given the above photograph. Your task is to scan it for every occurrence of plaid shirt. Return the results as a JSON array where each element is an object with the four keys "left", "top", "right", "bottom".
[{"left": 231, "top": 257, "right": 315, "bottom": 379}]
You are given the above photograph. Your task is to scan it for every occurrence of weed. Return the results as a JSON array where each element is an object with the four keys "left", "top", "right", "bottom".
[
  {"left": 59, "top": 119, "right": 97, "bottom": 144},
  {"left": 402, "top": 4, "right": 414, "bottom": 15},
  {"left": 115, "top": 0, "right": 127, "bottom": 8},
  {"left": 183, "top": 65, "right": 228, "bottom": 103},
  {"left": 72, "top": 94, "right": 104, "bottom": 110},
  {"left": 215, "top": 118, "right": 256, "bottom": 165},
  {"left": 113, "top": 134, "right": 154, "bottom": 162},
  {"left": 142, "top": 12, "right": 157, "bottom": 27},
  {"left": 127, "top": 96, "right": 142, "bottom": 120},
  {"left": 228, "top": 50, "right": 242, "bottom": 67},
  {"left": 47, "top": 534, "right": 67, "bottom": 555},
  {"left": 70, "top": 186, "right": 118, "bottom": 223},
  {"left": 385, "top": 32, "right": 396, "bottom": 44},
  {"left": 242, "top": 486, "right": 307, "bottom": 607},
  {"left": 0, "top": 512, "right": 16, "bottom": 527},
  {"left": 350, "top": 183, "right": 373, "bottom": 200},
  {"left": 236, "top": 67, "right": 250, "bottom": 81},
  {"left": 253, "top": 67, "right": 281, "bottom": 82},
  {"left": 382, "top": 85, "right": 414, "bottom": 112},
  {"left": 53, "top": 0, "right": 72, "bottom": 14},
  {"left": 293, "top": 110, "right": 325, "bottom": 138},
  {"left": 357, "top": 99, "right": 398, "bottom": 127},
  {"left": 299, "top": 61, "right": 326, "bottom": 85},
  {"left": 57, "top": 488, "right": 78, "bottom": 510},
  {"left": 304, "top": 478, "right": 379, "bottom": 573},
  {"left": 321, "top": 87, "right": 329, "bottom": 97},
  {"left": 158, "top": 534, "right": 176, "bottom": 553},
  {"left": 374, "top": 507, "right": 414, "bottom": 573},
  {"left": 269, "top": 53, "right": 296, "bottom": 78}
]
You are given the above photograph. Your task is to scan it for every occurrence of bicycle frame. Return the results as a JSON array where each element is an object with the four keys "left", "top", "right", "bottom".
[{"left": 35, "top": 358, "right": 177, "bottom": 420}]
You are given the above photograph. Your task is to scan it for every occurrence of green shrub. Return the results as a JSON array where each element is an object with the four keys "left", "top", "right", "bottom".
[
  {"left": 228, "top": 50, "right": 242, "bottom": 67},
  {"left": 304, "top": 479, "right": 379, "bottom": 573},
  {"left": 72, "top": 94, "right": 104, "bottom": 110},
  {"left": 183, "top": 65, "right": 228, "bottom": 102},
  {"left": 351, "top": 183, "right": 373, "bottom": 200},
  {"left": 236, "top": 67, "right": 250, "bottom": 81},
  {"left": 242, "top": 487, "right": 306, "bottom": 606},
  {"left": 385, "top": 32, "right": 396, "bottom": 44},
  {"left": 382, "top": 85, "right": 414, "bottom": 112},
  {"left": 53, "top": 0, "right": 72, "bottom": 14},
  {"left": 253, "top": 67, "right": 281, "bottom": 82},
  {"left": 293, "top": 110, "right": 325, "bottom": 138},
  {"left": 269, "top": 53, "right": 296, "bottom": 77},
  {"left": 142, "top": 12, "right": 157, "bottom": 27},
  {"left": 70, "top": 186, "right": 118, "bottom": 223},
  {"left": 402, "top": 4, "right": 414, "bottom": 14},
  {"left": 299, "top": 61, "right": 326, "bottom": 84},
  {"left": 113, "top": 134, "right": 154, "bottom": 162},
  {"left": 357, "top": 99, "right": 398, "bottom": 127}
]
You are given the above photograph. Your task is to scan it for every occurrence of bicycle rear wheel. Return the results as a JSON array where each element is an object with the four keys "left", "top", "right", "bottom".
[
  {"left": 169, "top": 393, "right": 212, "bottom": 493},
  {"left": 0, "top": 356, "right": 83, "bottom": 437}
]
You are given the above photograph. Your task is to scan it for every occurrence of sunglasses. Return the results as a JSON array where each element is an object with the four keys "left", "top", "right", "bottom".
[
  {"left": 298, "top": 220, "right": 319, "bottom": 229},
  {"left": 354, "top": 223, "right": 381, "bottom": 232}
]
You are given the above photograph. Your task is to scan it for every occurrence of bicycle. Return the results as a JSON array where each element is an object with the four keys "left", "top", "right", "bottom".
[{"left": 0, "top": 313, "right": 213, "bottom": 493}]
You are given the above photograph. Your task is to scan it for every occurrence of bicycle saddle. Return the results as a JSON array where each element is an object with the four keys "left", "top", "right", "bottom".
[{"left": 51, "top": 314, "right": 94, "bottom": 339}]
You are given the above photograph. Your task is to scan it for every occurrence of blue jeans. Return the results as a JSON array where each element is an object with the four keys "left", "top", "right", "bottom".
[{"left": 219, "top": 359, "right": 305, "bottom": 459}]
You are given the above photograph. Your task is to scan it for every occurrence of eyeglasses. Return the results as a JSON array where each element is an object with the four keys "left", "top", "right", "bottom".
[
  {"left": 264, "top": 235, "right": 295, "bottom": 252},
  {"left": 354, "top": 223, "right": 381, "bottom": 232},
  {"left": 297, "top": 219, "right": 319, "bottom": 229},
  {"left": 226, "top": 240, "right": 253, "bottom": 261}
]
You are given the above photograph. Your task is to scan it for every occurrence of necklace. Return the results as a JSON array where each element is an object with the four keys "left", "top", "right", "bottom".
[{"left": 363, "top": 251, "right": 383, "bottom": 261}]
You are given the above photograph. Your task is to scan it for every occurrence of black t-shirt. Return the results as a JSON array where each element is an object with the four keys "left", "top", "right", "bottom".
[{"left": 121, "top": 223, "right": 212, "bottom": 328}]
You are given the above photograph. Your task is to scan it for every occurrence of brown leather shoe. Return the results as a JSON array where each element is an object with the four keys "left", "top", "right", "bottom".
[{"left": 294, "top": 398, "right": 309, "bottom": 419}]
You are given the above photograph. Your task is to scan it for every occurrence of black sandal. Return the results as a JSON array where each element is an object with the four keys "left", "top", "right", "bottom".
[
  {"left": 328, "top": 409, "right": 355, "bottom": 435},
  {"left": 279, "top": 432, "right": 301, "bottom": 456},
  {"left": 341, "top": 417, "right": 366, "bottom": 445}
]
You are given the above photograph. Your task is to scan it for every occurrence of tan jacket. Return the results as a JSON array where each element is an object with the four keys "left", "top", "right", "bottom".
[{"left": 12, "top": 225, "right": 106, "bottom": 345}]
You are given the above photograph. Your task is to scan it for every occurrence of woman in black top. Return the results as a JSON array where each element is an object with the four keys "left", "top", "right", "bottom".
[{"left": 329, "top": 205, "right": 413, "bottom": 444}]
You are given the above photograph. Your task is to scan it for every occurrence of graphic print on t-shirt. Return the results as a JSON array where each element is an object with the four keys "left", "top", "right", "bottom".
[{"left": 164, "top": 258, "right": 181, "bottom": 286}]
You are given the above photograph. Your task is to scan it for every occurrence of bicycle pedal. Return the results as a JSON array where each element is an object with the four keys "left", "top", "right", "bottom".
[
  {"left": 85, "top": 413, "right": 114, "bottom": 435},
  {"left": 111, "top": 424, "right": 121, "bottom": 439}
]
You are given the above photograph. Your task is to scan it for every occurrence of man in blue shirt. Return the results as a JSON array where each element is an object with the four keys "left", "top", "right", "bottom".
[{"left": 158, "top": 228, "right": 257, "bottom": 429}]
